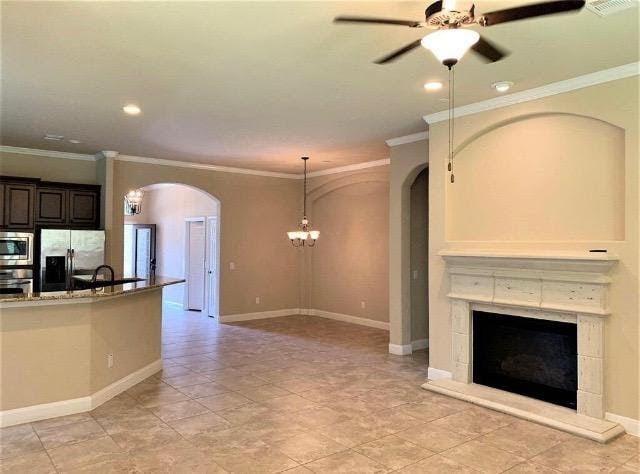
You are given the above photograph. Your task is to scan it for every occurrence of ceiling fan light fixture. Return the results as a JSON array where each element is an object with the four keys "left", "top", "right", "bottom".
[{"left": 421, "top": 29, "right": 480, "bottom": 66}]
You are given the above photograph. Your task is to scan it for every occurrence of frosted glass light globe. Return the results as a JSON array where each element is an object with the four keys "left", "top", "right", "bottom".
[{"left": 421, "top": 29, "right": 480, "bottom": 65}]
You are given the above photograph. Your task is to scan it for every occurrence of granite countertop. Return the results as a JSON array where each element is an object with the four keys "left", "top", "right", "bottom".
[{"left": 0, "top": 276, "right": 185, "bottom": 306}]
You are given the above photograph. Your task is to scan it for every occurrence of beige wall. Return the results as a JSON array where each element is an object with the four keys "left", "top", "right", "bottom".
[
  {"left": 428, "top": 77, "right": 639, "bottom": 420},
  {"left": 111, "top": 160, "right": 301, "bottom": 316},
  {"left": 124, "top": 184, "right": 219, "bottom": 304},
  {"left": 448, "top": 114, "right": 625, "bottom": 241},
  {"left": 2, "top": 148, "right": 392, "bottom": 321},
  {"left": 305, "top": 168, "right": 390, "bottom": 322},
  {"left": 388, "top": 140, "right": 429, "bottom": 348},
  {"left": 410, "top": 168, "right": 428, "bottom": 343},
  {"left": 0, "top": 150, "right": 100, "bottom": 184},
  {"left": 0, "top": 289, "right": 161, "bottom": 411}
]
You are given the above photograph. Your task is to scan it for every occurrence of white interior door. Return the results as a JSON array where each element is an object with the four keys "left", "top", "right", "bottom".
[
  {"left": 206, "top": 217, "right": 218, "bottom": 318},
  {"left": 186, "top": 219, "right": 205, "bottom": 311}
]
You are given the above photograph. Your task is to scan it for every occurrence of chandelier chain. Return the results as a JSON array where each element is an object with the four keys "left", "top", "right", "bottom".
[{"left": 303, "top": 157, "right": 307, "bottom": 217}]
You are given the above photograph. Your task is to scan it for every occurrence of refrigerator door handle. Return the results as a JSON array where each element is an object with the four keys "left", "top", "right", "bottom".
[
  {"left": 65, "top": 249, "right": 69, "bottom": 289},
  {"left": 69, "top": 249, "right": 75, "bottom": 289}
]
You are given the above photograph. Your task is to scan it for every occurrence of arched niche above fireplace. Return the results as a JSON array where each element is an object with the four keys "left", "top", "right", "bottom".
[{"left": 447, "top": 113, "right": 625, "bottom": 242}]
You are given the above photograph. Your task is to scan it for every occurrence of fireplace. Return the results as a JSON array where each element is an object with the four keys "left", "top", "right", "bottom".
[
  {"left": 473, "top": 311, "right": 577, "bottom": 409},
  {"left": 422, "top": 250, "right": 623, "bottom": 442}
]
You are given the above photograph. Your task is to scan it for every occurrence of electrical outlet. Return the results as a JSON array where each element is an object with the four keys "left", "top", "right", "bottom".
[
  {"left": 229, "top": 262, "right": 236, "bottom": 271},
  {"left": 107, "top": 353, "right": 114, "bottom": 368},
  {"left": 360, "top": 301, "right": 366, "bottom": 309},
  {"left": 255, "top": 296, "right": 261, "bottom": 304},
  {"left": 412, "top": 270, "right": 419, "bottom": 280}
]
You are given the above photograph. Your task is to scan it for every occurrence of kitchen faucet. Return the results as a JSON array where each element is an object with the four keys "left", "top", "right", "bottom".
[{"left": 91, "top": 264, "right": 115, "bottom": 285}]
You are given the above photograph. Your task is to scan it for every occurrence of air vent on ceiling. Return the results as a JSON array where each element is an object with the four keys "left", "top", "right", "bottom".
[{"left": 586, "top": 0, "right": 636, "bottom": 16}]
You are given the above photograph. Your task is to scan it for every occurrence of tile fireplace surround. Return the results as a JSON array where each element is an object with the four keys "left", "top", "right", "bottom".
[{"left": 422, "top": 249, "right": 626, "bottom": 442}]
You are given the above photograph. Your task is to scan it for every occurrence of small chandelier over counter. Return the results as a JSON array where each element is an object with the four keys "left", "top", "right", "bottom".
[
  {"left": 124, "top": 188, "right": 144, "bottom": 215},
  {"left": 287, "top": 156, "right": 319, "bottom": 247}
]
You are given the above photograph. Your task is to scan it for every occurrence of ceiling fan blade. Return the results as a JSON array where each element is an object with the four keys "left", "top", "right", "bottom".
[
  {"left": 425, "top": 1, "right": 443, "bottom": 18},
  {"left": 333, "top": 16, "right": 422, "bottom": 28},
  {"left": 479, "top": 0, "right": 585, "bottom": 26},
  {"left": 471, "top": 35, "right": 509, "bottom": 62},
  {"left": 374, "top": 39, "right": 423, "bottom": 64}
]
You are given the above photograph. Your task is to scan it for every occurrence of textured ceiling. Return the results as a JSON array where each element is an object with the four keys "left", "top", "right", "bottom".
[{"left": 1, "top": 1, "right": 638, "bottom": 173}]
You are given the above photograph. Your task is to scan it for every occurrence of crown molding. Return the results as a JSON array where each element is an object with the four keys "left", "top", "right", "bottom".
[
  {"left": 423, "top": 62, "right": 640, "bottom": 124},
  {"left": 114, "top": 154, "right": 299, "bottom": 179},
  {"left": 385, "top": 131, "right": 429, "bottom": 147},
  {"left": 1, "top": 144, "right": 390, "bottom": 180},
  {"left": 0, "top": 145, "right": 97, "bottom": 161},
  {"left": 306, "top": 158, "right": 390, "bottom": 178}
]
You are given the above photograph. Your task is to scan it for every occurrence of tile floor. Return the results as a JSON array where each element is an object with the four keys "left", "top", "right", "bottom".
[{"left": 1, "top": 305, "right": 638, "bottom": 473}]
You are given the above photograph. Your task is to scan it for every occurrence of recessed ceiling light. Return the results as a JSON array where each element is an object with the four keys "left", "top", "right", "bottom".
[
  {"left": 69, "top": 139, "right": 81, "bottom": 144},
  {"left": 492, "top": 81, "right": 513, "bottom": 93},
  {"left": 424, "top": 81, "right": 444, "bottom": 91},
  {"left": 122, "top": 104, "right": 141, "bottom": 115},
  {"left": 44, "top": 134, "right": 64, "bottom": 141}
]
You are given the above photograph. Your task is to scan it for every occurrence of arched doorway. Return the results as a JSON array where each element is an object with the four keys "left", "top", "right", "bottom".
[
  {"left": 409, "top": 168, "right": 429, "bottom": 352},
  {"left": 388, "top": 140, "right": 428, "bottom": 355},
  {"left": 122, "top": 182, "right": 221, "bottom": 318}
]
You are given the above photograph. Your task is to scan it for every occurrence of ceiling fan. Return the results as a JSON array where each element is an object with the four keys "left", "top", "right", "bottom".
[{"left": 334, "top": 0, "right": 586, "bottom": 67}]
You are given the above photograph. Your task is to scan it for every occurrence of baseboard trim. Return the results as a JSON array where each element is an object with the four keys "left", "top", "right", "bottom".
[
  {"left": 308, "top": 309, "right": 390, "bottom": 331},
  {"left": 219, "top": 308, "right": 301, "bottom": 323},
  {"left": 389, "top": 343, "right": 413, "bottom": 355},
  {"left": 0, "top": 396, "right": 92, "bottom": 429},
  {"left": 411, "top": 339, "right": 429, "bottom": 351},
  {"left": 427, "top": 367, "right": 453, "bottom": 380},
  {"left": 219, "top": 308, "right": 390, "bottom": 331},
  {"left": 0, "top": 359, "right": 162, "bottom": 428},
  {"left": 606, "top": 412, "right": 640, "bottom": 437},
  {"left": 91, "top": 359, "right": 163, "bottom": 409}
]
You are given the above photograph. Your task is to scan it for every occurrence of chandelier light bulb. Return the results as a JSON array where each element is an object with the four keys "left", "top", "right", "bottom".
[{"left": 421, "top": 29, "right": 480, "bottom": 66}]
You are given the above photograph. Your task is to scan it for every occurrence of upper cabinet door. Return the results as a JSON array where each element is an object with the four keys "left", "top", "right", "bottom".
[
  {"left": 68, "top": 189, "right": 99, "bottom": 227},
  {"left": 4, "top": 183, "right": 35, "bottom": 229},
  {"left": 35, "top": 188, "right": 67, "bottom": 224}
]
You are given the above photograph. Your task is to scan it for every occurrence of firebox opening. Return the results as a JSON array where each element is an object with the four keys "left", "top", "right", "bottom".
[{"left": 473, "top": 311, "right": 577, "bottom": 409}]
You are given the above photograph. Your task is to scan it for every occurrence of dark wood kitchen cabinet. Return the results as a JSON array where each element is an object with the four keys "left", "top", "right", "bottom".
[
  {"left": 35, "top": 184, "right": 100, "bottom": 228},
  {"left": 3, "top": 183, "right": 36, "bottom": 229},
  {"left": 68, "top": 189, "right": 99, "bottom": 226},
  {"left": 0, "top": 176, "right": 100, "bottom": 230},
  {"left": 35, "top": 187, "right": 67, "bottom": 224}
]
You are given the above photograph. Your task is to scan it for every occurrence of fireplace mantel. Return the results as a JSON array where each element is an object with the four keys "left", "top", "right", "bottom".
[
  {"left": 423, "top": 248, "right": 623, "bottom": 442},
  {"left": 438, "top": 249, "right": 618, "bottom": 316}
]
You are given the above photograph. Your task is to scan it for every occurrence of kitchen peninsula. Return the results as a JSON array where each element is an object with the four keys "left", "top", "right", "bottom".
[{"left": 0, "top": 276, "right": 184, "bottom": 427}]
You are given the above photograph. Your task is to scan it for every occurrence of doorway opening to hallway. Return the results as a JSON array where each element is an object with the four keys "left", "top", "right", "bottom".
[{"left": 123, "top": 183, "right": 221, "bottom": 318}]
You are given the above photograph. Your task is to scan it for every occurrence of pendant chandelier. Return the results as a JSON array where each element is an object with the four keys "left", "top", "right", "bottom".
[
  {"left": 287, "top": 157, "right": 320, "bottom": 247},
  {"left": 124, "top": 188, "right": 144, "bottom": 215}
]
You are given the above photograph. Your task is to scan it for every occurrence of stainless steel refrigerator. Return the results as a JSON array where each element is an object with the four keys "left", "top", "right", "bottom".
[{"left": 39, "top": 229, "right": 105, "bottom": 291}]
